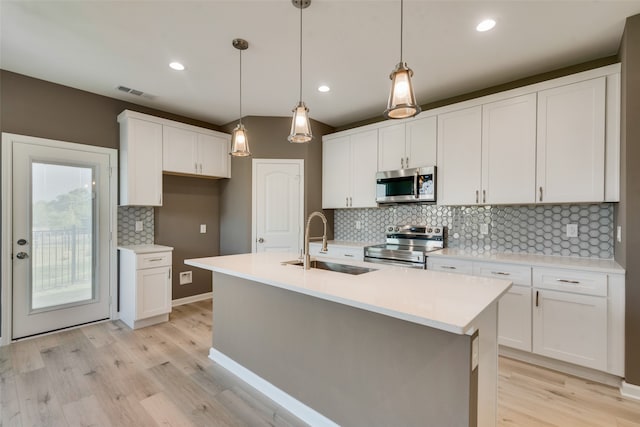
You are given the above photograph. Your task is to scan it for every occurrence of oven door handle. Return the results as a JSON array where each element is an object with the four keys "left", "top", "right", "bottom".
[
  {"left": 364, "top": 257, "right": 425, "bottom": 269},
  {"left": 414, "top": 170, "right": 419, "bottom": 199}
]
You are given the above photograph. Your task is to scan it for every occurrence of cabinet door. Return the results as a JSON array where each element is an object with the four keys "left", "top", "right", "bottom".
[
  {"left": 350, "top": 129, "right": 379, "bottom": 208},
  {"left": 406, "top": 115, "right": 437, "bottom": 168},
  {"left": 536, "top": 77, "right": 606, "bottom": 203},
  {"left": 437, "top": 106, "right": 482, "bottom": 205},
  {"left": 497, "top": 285, "right": 532, "bottom": 351},
  {"left": 378, "top": 123, "right": 406, "bottom": 171},
  {"left": 199, "top": 133, "right": 230, "bottom": 178},
  {"left": 121, "top": 118, "right": 163, "bottom": 206},
  {"left": 163, "top": 126, "right": 198, "bottom": 175},
  {"left": 136, "top": 266, "right": 172, "bottom": 320},
  {"left": 482, "top": 94, "right": 537, "bottom": 204},
  {"left": 532, "top": 289, "right": 607, "bottom": 371},
  {"left": 322, "top": 136, "right": 351, "bottom": 208}
]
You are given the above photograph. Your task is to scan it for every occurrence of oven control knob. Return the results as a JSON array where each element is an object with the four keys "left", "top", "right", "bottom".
[
  {"left": 427, "top": 228, "right": 433, "bottom": 233},
  {"left": 394, "top": 227, "right": 400, "bottom": 232},
  {"left": 434, "top": 228, "right": 440, "bottom": 233},
  {"left": 388, "top": 226, "right": 394, "bottom": 232}
]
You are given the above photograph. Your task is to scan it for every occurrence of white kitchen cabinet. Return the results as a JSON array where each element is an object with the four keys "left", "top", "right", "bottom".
[
  {"left": 309, "top": 242, "right": 364, "bottom": 261},
  {"left": 119, "top": 246, "right": 173, "bottom": 330},
  {"left": 473, "top": 262, "right": 532, "bottom": 352},
  {"left": 378, "top": 115, "right": 437, "bottom": 172},
  {"left": 118, "top": 114, "right": 163, "bottom": 206},
  {"left": 482, "top": 94, "right": 537, "bottom": 204},
  {"left": 427, "top": 257, "right": 474, "bottom": 275},
  {"left": 437, "top": 106, "right": 482, "bottom": 205},
  {"left": 532, "top": 268, "right": 608, "bottom": 371},
  {"left": 536, "top": 77, "right": 606, "bottom": 203},
  {"left": 163, "top": 125, "right": 230, "bottom": 178},
  {"left": 322, "top": 129, "right": 378, "bottom": 208}
]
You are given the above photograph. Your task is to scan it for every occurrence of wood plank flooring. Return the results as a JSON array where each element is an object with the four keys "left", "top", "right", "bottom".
[{"left": 1, "top": 299, "right": 639, "bottom": 426}]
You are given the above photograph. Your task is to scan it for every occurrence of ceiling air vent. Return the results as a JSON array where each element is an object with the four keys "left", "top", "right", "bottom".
[{"left": 116, "top": 85, "right": 144, "bottom": 96}]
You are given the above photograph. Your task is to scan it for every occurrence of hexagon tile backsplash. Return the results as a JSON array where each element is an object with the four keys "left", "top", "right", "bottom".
[
  {"left": 118, "top": 206, "right": 154, "bottom": 245},
  {"left": 335, "top": 203, "right": 614, "bottom": 259}
]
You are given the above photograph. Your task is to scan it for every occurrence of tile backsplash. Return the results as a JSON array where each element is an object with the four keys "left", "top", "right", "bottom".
[
  {"left": 118, "top": 206, "right": 154, "bottom": 245},
  {"left": 334, "top": 203, "right": 614, "bottom": 259}
]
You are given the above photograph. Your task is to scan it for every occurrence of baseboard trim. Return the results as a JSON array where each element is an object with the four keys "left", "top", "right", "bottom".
[
  {"left": 172, "top": 292, "right": 212, "bottom": 307},
  {"left": 499, "top": 346, "right": 622, "bottom": 388},
  {"left": 621, "top": 381, "right": 640, "bottom": 401},
  {"left": 209, "top": 347, "right": 338, "bottom": 427}
]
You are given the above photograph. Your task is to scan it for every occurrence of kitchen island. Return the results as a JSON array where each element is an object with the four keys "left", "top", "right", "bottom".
[{"left": 186, "top": 252, "right": 512, "bottom": 426}]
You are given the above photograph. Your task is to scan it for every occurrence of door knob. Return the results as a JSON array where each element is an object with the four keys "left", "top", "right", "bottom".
[
  {"left": 258, "top": 238, "right": 264, "bottom": 243},
  {"left": 17, "top": 239, "right": 27, "bottom": 245},
  {"left": 16, "top": 252, "right": 28, "bottom": 259}
]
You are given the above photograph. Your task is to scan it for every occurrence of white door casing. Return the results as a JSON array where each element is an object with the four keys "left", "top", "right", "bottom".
[
  {"left": 1, "top": 133, "right": 117, "bottom": 344},
  {"left": 252, "top": 159, "right": 304, "bottom": 254}
]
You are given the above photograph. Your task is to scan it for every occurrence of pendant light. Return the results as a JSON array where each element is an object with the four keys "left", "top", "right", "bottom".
[
  {"left": 384, "top": 0, "right": 421, "bottom": 119},
  {"left": 230, "top": 38, "right": 251, "bottom": 157},
  {"left": 288, "top": 0, "right": 313, "bottom": 143}
]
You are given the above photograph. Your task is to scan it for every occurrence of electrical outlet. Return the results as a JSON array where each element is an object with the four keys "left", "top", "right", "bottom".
[
  {"left": 566, "top": 223, "right": 578, "bottom": 238},
  {"left": 617, "top": 226, "right": 622, "bottom": 243},
  {"left": 200, "top": 224, "right": 207, "bottom": 234},
  {"left": 135, "top": 221, "right": 143, "bottom": 232},
  {"left": 355, "top": 220, "right": 362, "bottom": 230},
  {"left": 480, "top": 224, "right": 489, "bottom": 235},
  {"left": 179, "top": 271, "right": 192, "bottom": 285}
]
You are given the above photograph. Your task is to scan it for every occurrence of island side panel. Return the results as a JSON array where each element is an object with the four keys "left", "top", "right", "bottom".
[{"left": 211, "top": 273, "right": 477, "bottom": 427}]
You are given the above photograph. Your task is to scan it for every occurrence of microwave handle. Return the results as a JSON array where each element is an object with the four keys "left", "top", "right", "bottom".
[{"left": 414, "top": 170, "right": 419, "bottom": 199}]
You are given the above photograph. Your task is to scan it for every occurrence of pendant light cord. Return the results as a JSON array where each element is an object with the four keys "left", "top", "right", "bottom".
[
  {"left": 239, "top": 49, "right": 243, "bottom": 125},
  {"left": 299, "top": 3, "right": 303, "bottom": 103},
  {"left": 400, "top": 0, "right": 404, "bottom": 63}
]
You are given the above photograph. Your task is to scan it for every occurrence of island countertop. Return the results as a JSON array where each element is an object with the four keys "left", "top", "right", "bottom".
[{"left": 185, "top": 252, "right": 512, "bottom": 335}]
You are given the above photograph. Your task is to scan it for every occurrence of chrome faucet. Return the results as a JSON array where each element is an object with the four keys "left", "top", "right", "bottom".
[{"left": 304, "top": 211, "right": 328, "bottom": 270}]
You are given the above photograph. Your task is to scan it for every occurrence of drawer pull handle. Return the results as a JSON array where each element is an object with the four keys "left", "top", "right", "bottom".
[
  {"left": 536, "top": 290, "right": 539, "bottom": 307},
  {"left": 557, "top": 279, "right": 580, "bottom": 284},
  {"left": 442, "top": 266, "right": 456, "bottom": 270},
  {"left": 491, "top": 271, "right": 510, "bottom": 276},
  {"left": 319, "top": 250, "right": 328, "bottom": 254},
  {"left": 147, "top": 257, "right": 163, "bottom": 262},
  {"left": 344, "top": 254, "right": 354, "bottom": 257}
]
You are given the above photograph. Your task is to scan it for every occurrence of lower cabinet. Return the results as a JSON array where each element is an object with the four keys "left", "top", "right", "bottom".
[
  {"left": 427, "top": 256, "right": 624, "bottom": 376},
  {"left": 119, "top": 247, "right": 173, "bottom": 329},
  {"left": 309, "top": 242, "right": 364, "bottom": 261}
]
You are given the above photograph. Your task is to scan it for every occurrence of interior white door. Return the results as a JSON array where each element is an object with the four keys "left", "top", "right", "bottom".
[
  {"left": 11, "top": 138, "right": 113, "bottom": 339},
  {"left": 253, "top": 159, "right": 303, "bottom": 253}
]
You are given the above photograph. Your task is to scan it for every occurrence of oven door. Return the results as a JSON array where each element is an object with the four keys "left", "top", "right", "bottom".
[{"left": 376, "top": 166, "right": 435, "bottom": 204}]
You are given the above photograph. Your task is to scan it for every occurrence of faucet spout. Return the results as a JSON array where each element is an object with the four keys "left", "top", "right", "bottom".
[{"left": 304, "top": 211, "right": 328, "bottom": 270}]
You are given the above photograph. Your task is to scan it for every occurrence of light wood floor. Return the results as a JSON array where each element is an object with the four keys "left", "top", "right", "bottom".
[{"left": 1, "top": 299, "right": 639, "bottom": 426}]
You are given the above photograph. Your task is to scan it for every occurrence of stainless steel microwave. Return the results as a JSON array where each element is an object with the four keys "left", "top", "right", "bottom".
[{"left": 375, "top": 166, "right": 436, "bottom": 204}]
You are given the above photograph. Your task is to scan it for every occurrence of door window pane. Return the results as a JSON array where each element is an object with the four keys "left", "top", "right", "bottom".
[{"left": 31, "top": 162, "right": 94, "bottom": 310}]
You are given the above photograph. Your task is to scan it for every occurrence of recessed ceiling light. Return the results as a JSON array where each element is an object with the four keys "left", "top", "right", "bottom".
[
  {"left": 476, "top": 19, "right": 496, "bottom": 32},
  {"left": 169, "top": 62, "right": 185, "bottom": 71},
  {"left": 318, "top": 85, "right": 330, "bottom": 93}
]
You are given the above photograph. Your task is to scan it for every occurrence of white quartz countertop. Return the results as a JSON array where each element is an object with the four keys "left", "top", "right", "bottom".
[
  {"left": 118, "top": 244, "right": 174, "bottom": 254},
  {"left": 185, "top": 252, "right": 511, "bottom": 335},
  {"left": 428, "top": 249, "right": 625, "bottom": 274}
]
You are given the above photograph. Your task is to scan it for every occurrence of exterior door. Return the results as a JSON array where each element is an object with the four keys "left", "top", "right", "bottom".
[
  {"left": 8, "top": 135, "right": 115, "bottom": 339},
  {"left": 252, "top": 159, "right": 303, "bottom": 253}
]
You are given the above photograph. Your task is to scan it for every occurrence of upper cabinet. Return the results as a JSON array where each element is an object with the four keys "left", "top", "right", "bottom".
[
  {"left": 118, "top": 110, "right": 231, "bottom": 206},
  {"left": 378, "top": 115, "right": 437, "bottom": 172},
  {"left": 536, "top": 77, "right": 606, "bottom": 203},
  {"left": 163, "top": 126, "right": 230, "bottom": 179},
  {"left": 119, "top": 116, "right": 164, "bottom": 206},
  {"left": 323, "top": 129, "right": 378, "bottom": 209}
]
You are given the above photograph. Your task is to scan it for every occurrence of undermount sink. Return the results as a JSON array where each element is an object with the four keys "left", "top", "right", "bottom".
[{"left": 282, "top": 259, "right": 377, "bottom": 275}]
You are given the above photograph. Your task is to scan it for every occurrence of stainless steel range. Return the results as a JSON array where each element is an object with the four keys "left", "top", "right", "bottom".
[{"left": 364, "top": 225, "right": 446, "bottom": 269}]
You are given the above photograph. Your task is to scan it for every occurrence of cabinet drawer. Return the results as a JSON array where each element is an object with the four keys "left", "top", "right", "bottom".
[
  {"left": 473, "top": 262, "right": 531, "bottom": 286},
  {"left": 310, "top": 244, "right": 363, "bottom": 261},
  {"left": 137, "top": 252, "right": 172, "bottom": 269},
  {"left": 427, "top": 258, "right": 473, "bottom": 275},
  {"left": 533, "top": 268, "right": 607, "bottom": 296}
]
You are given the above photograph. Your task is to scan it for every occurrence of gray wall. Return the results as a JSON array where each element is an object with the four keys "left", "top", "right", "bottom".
[
  {"left": 616, "top": 14, "right": 640, "bottom": 387},
  {"left": 213, "top": 273, "right": 475, "bottom": 427},
  {"left": 0, "top": 70, "right": 225, "bottom": 316},
  {"left": 219, "top": 116, "right": 334, "bottom": 255}
]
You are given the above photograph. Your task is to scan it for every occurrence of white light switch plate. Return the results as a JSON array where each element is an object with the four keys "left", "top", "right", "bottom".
[
  {"left": 135, "top": 221, "right": 143, "bottom": 232},
  {"left": 566, "top": 223, "right": 578, "bottom": 238},
  {"left": 480, "top": 224, "right": 489, "bottom": 235},
  {"left": 200, "top": 224, "right": 207, "bottom": 233},
  {"left": 179, "top": 271, "right": 192, "bottom": 285}
]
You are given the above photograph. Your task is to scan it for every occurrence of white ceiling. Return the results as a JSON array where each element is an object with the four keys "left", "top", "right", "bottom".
[{"left": 2, "top": 0, "right": 640, "bottom": 128}]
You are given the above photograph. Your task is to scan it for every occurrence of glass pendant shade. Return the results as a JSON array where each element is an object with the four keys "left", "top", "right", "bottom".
[
  {"left": 288, "top": 102, "right": 312, "bottom": 143},
  {"left": 384, "top": 62, "right": 421, "bottom": 119},
  {"left": 230, "top": 123, "right": 250, "bottom": 156}
]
